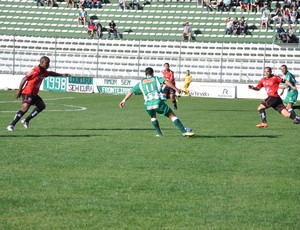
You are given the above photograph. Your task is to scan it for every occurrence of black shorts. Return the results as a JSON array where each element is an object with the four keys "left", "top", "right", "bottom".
[
  {"left": 163, "top": 87, "right": 176, "bottom": 97},
  {"left": 22, "top": 94, "right": 43, "bottom": 106},
  {"left": 262, "top": 96, "right": 285, "bottom": 113}
]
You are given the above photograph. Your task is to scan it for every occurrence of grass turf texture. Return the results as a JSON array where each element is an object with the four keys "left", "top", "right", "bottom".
[{"left": 0, "top": 90, "right": 299, "bottom": 229}]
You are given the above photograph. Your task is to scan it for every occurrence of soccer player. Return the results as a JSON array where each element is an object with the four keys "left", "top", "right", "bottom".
[
  {"left": 248, "top": 66, "right": 300, "bottom": 128},
  {"left": 180, "top": 70, "right": 192, "bottom": 97},
  {"left": 7, "top": 56, "right": 70, "bottom": 131},
  {"left": 119, "top": 67, "right": 194, "bottom": 137},
  {"left": 162, "top": 63, "right": 178, "bottom": 110},
  {"left": 279, "top": 65, "right": 299, "bottom": 113}
]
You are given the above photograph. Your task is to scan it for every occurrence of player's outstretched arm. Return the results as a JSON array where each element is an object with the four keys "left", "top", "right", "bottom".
[
  {"left": 279, "top": 84, "right": 287, "bottom": 96},
  {"left": 119, "top": 91, "right": 134, "bottom": 109},
  {"left": 15, "top": 77, "right": 28, "bottom": 98},
  {"left": 48, "top": 72, "right": 70, "bottom": 77},
  {"left": 248, "top": 85, "right": 260, "bottom": 91},
  {"left": 284, "top": 80, "right": 297, "bottom": 91},
  {"left": 165, "top": 80, "right": 181, "bottom": 94}
]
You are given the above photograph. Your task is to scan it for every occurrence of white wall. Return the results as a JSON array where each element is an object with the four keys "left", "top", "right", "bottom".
[{"left": 0, "top": 74, "right": 291, "bottom": 100}]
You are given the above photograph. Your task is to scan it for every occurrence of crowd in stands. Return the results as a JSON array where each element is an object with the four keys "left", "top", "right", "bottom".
[
  {"left": 32, "top": 0, "right": 300, "bottom": 42},
  {"left": 225, "top": 16, "right": 248, "bottom": 35}
]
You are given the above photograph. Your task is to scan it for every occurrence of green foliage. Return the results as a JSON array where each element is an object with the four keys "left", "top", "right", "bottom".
[{"left": 1, "top": 91, "right": 299, "bottom": 229}]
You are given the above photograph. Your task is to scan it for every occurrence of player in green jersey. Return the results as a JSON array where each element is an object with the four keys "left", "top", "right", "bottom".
[
  {"left": 119, "top": 67, "right": 195, "bottom": 137},
  {"left": 279, "top": 65, "right": 299, "bottom": 115}
]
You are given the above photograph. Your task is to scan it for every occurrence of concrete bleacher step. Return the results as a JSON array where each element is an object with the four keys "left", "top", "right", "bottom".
[{"left": 0, "top": 0, "right": 297, "bottom": 44}]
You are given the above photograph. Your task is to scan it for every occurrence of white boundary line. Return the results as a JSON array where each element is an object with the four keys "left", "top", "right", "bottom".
[{"left": 0, "top": 97, "right": 87, "bottom": 112}]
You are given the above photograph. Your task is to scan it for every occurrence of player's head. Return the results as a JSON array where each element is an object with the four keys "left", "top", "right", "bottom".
[
  {"left": 145, "top": 67, "right": 154, "bottom": 76},
  {"left": 40, "top": 56, "right": 50, "bottom": 70},
  {"left": 280, "top": 65, "right": 288, "bottom": 74},
  {"left": 186, "top": 70, "right": 190, "bottom": 75},
  {"left": 164, "top": 63, "right": 170, "bottom": 71},
  {"left": 264, "top": 67, "right": 272, "bottom": 78}
]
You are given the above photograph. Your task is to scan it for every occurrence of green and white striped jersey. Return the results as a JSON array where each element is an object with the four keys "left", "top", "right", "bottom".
[{"left": 131, "top": 76, "right": 166, "bottom": 108}]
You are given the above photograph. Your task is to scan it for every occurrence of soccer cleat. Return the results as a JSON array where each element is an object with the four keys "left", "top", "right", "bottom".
[
  {"left": 182, "top": 131, "right": 195, "bottom": 137},
  {"left": 293, "top": 118, "right": 300, "bottom": 124},
  {"left": 7, "top": 125, "right": 14, "bottom": 131},
  {"left": 156, "top": 134, "right": 163, "bottom": 137},
  {"left": 256, "top": 122, "right": 268, "bottom": 128},
  {"left": 21, "top": 119, "right": 29, "bottom": 129}
]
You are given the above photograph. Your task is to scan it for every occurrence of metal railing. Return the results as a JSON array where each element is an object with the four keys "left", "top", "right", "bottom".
[{"left": 1, "top": 35, "right": 299, "bottom": 82}]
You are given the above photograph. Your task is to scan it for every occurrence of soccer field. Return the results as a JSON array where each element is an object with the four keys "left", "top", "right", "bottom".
[{"left": 1, "top": 90, "right": 299, "bottom": 229}]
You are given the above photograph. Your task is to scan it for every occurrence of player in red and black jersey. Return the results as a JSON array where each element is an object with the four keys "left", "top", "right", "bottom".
[
  {"left": 248, "top": 67, "right": 300, "bottom": 128},
  {"left": 162, "top": 63, "right": 178, "bottom": 110},
  {"left": 7, "top": 56, "right": 69, "bottom": 131}
]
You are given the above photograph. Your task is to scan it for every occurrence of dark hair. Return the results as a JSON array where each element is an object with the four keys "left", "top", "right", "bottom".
[
  {"left": 145, "top": 67, "right": 154, "bottom": 76},
  {"left": 264, "top": 67, "right": 272, "bottom": 72},
  {"left": 281, "top": 64, "right": 287, "bottom": 69},
  {"left": 164, "top": 63, "right": 170, "bottom": 67},
  {"left": 40, "top": 56, "right": 50, "bottom": 63}
]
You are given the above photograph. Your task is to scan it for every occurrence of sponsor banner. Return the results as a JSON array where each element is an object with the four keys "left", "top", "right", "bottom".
[
  {"left": 68, "top": 76, "right": 93, "bottom": 85},
  {"left": 43, "top": 76, "right": 67, "bottom": 92},
  {"left": 189, "top": 84, "right": 236, "bottom": 99},
  {"left": 97, "top": 86, "right": 131, "bottom": 95},
  {"left": 95, "top": 78, "right": 139, "bottom": 95},
  {"left": 97, "top": 79, "right": 138, "bottom": 87},
  {"left": 67, "top": 76, "right": 93, "bottom": 93}
]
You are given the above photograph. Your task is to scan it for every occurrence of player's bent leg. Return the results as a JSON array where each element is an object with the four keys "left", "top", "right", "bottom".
[
  {"left": 150, "top": 117, "right": 163, "bottom": 137},
  {"left": 7, "top": 103, "right": 30, "bottom": 131},
  {"left": 23, "top": 100, "right": 46, "bottom": 126},
  {"left": 281, "top": 108, "right": 300, "bottom": 124},
  {"left": 146, "top": 108, "right": 163, "bottom": 136},
  {"left": 168, "top": 112, "right": 194, "bottom": 137},
  {"left": 255, "top": 103, "right": 268, "bottom": 128},
  {"left": 170, "top": 93, "right": 178, "bottom": 110}
]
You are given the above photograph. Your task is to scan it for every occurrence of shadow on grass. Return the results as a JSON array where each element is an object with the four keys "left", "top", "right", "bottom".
[
  {"left": 192, "top": 135, "right": 280, "bottom": 139},
  {"left": 204, "top": 109, "right": 253, "bottom": 112},
  {"left": 1, "top": 134, "right": 108, "bottom": 138},
  {"left": 73, "top": 128, "right": 173, "bottom": 131}
]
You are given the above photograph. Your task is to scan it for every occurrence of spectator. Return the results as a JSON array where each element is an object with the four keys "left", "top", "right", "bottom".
[
  {"left": 271, "top": 6, "right": 283, "bottom": 24},
  {"left": 130, "top": 0, "right": 140, "bottom": 10},
  {"left": 282, "top": 8, "right": 291, "bottom": 24},
  {"left": 88, "top": 0, "right": 102, "bottom": 9},
  {"left": 96, "top": 22, "right": 103, "bottom": 38},
  {"left": 290, "top": 6, "right": 299, "bottom": 24},
  {"left": 67, "top": 0, "right": 75, "bottom": 8},
  {"left": 283, "top": 0, "right": 292, "bottom": 10},
  {"left": 274, "top": 0, "right": 281, "bottom": 9},
  {"left": 35, "top": 0, "right": 42, "bottom": 6},
  {"left": 108, "top": 20, "right": 120, "bottom": 39},
  {"left": 239, "top": 16, "right": 248, "bottom": 34},
  {"left": 240, "top": 0, "right": 250, "bottom": 12},
  {"left": 276, "top": 24, "right": 288, "bottom": 42},
  {"left": 260, "top": 4, "right": 270, "bottom": 31},
  {"left": 77, "top": 0, "right": 87, "bottom": 8},
  {"left": 182, "top": 21, "right": 192, "bottom": 41},
  {"left": 203, "top": 0, "right": 214, "bottom": 12},
  {"left": 225, "top": 17, "right": 233, "bottom": 35},
  {"left": 232, "top": 17, "right": 240, "bottom": 35},
  {"left": 287, "top": 24, "right": 297, "bottom": 42},
  {"left": 222, "top": 0, "right": 231, "bottom": 11},
  {"left": 250, "top": 0, "right": 259, "bottom": 12},
  {"left": 119, "top": 0, "right": 126, "bottom": 10},
  {"left": 216, "top": 0, "right": 224, "bottom": 11},
  {"left": 87, "top": 19, "right": 96, "bottom": 38},
  {"left": 77, "top": 7, "right": 87, "bottom": 26}
]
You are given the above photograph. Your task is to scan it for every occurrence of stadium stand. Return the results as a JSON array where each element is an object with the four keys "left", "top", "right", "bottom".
[
  {"left": 0, "top": 0, "right": 298, "bottom": 42},
  {"left": 0, "top": 0, "right": 299, "bottom": 83}
]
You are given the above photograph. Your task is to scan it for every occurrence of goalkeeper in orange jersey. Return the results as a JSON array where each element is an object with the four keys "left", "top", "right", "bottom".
[{"left": 180, "top": 70, "right": 192, "bottom": 97}]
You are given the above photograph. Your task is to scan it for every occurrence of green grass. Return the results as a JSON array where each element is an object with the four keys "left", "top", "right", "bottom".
[{"left": 0, "top": 90, "right": 299, "bottom": 229}]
